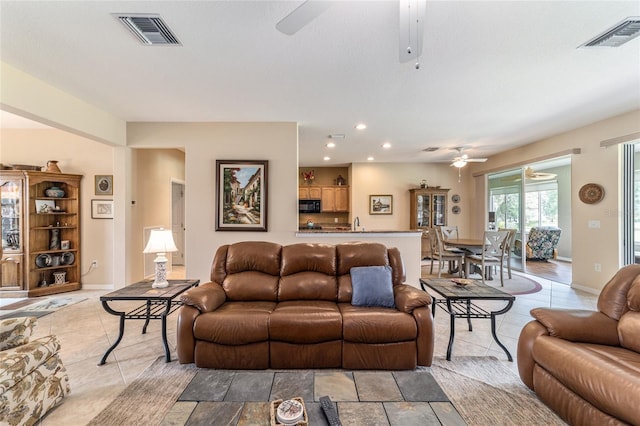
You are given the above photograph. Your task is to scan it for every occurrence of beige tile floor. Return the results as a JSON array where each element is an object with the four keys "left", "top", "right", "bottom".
[{"left": 17, "top": 266, "right": 596, "bottom": 425}]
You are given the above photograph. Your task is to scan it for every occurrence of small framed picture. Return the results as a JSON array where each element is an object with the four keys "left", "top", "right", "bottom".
[
  {"left": 95, "top": 175, "right": 113, "bottom": 195},
  {"left": 61, "top": 240, "right": 70, "bottom": 250},
  {"left": 91, "top": 199, "right": 114, "bottom": 219},
  {"left": 35, "top": 199, "right": 56, "bottom": 214},
  {"left": 369, "top": 195, "right": 393, "bottom": 215}
]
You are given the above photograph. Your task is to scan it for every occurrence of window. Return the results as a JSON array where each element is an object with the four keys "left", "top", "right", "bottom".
[{"left": 525, "top": 182, "right": 558, "bottom": 229}]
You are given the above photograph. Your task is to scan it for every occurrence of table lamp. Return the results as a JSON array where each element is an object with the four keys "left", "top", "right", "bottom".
[{"left": 143, "top": 228, "right": 178, "bottom": 288}]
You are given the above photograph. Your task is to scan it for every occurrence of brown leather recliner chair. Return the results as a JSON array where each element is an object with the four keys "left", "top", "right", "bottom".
[
  {"left": 517, "top": 264, "right": 640, "bottom": 426},
  {"left": 177, "top": 241, "right": 434, "bottom": 370}
]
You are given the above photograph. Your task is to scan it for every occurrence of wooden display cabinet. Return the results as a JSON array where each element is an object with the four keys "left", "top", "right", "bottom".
[
  {"left": 1, "top": 174, "right": 25, "bottom": 292},
  {"left": 409, "top": 188, "right": 450, "bottom": 259},
  {"left": 0, "top": 170, "right": 82, "bottom": 297}
]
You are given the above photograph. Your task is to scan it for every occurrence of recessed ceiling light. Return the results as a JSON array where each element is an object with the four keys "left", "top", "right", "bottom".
[
  {"left": 326, "top": 142, "right": 336, "bottom": 148},
  {"left": 367, "top": 156, "right": 374, "bottom": 161},
  {"left": 355, "top": 123, "right": 367, "bottom": 130},
  {"left": 382, "top": 142, "right": 392, "bottom": 149},
  {"left": 323, "top": 156, "right": 331, "bottom": 161}
]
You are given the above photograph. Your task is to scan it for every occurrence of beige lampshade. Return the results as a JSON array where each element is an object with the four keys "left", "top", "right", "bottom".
[{"left": 143, "top": 229, "right": 178, "bottom": 254}]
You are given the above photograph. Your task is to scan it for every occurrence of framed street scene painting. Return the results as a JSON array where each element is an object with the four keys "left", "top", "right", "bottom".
[
  {"left": 369, "top": 194, "right": 393, "bottom": 215},
  {"left": 216, "top": 160, "right": 268, "bottom": 231}
]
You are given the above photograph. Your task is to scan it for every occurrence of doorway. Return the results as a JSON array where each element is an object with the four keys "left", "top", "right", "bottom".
[
  {"left": 487, "top": 157, "right": 572, "bottom": 284},
  {"left": 171, "top": 180, "right": 185, "bottom": 267}
]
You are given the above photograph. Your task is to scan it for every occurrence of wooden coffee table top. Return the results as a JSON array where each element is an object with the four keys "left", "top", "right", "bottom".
[{"left": 420, "top": 278, "right": 514, "bottom": 301}]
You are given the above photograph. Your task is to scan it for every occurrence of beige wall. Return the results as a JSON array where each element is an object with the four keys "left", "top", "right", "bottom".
[
  {"left": 127, "top": 122, "right": 300, "bottom": 282},
  {"left": 350, "top": 162, "right": 474, "bottom": 234},
  {"left": 0, "top": 128, "right": 115, "bottom": 286},
  {"left": 469, "top": 109, "right": 640, "bottom": 292}
]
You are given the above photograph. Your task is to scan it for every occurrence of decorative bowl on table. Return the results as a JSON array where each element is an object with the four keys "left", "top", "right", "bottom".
[{"left": 451, "top": 278, "right": 474, "bottom": 286}]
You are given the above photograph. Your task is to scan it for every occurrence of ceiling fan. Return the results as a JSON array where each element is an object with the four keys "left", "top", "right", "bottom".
[
  {"left": 276, "top": 0, "right": 426, "bottom": 65},
  {"left": 525, "top": 167, "right": 557, "bottom": 181},
  {"left": 450, "top": 148, "right": 488, "bottom": 168}
]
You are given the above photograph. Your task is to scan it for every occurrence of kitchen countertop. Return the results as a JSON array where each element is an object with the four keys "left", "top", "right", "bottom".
[{"left": 296, "top": 229, "right": 421, "bottom": 236}]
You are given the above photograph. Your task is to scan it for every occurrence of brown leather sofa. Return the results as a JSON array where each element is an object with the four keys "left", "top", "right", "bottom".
[
  {"left": 177, "top": 241, "right": 434, "bottom": 370},
  {"left": 517, "top": 264, "right": 640, "bottom": 426}
]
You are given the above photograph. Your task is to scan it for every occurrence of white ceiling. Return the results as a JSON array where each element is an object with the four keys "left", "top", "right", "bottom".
[{"left": 1, "top": 1, "right": 639, "bottom": 166}]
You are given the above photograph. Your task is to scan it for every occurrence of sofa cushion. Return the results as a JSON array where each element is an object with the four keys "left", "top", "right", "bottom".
[
  {"left": 0, "top": 334, "right": 61, "bottom": 393},
  {"left": 223, "top": 272, "right": 279, "bottom": 302},
  {"left": 340, "top": 304, "right": 417, "bottom": 343},
  {"left": 618, "top": 311, "right": 640, "bottom": 353},
  {"left": 269, "top": 301, "right": 342, "bottom": 344},
  {"left": 532, "top": 336, "right": 640, "bottom": 425},
  {"left": 350, "top": 266, "right": 395, "bottom": 308},
  {"left": 193, "top": 301, "right": 275, "bottom": 345}
]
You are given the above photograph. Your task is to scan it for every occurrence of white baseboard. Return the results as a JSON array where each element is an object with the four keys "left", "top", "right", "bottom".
[
  {"left": 82, "top": 284, "right": 114, "bottom": 290},
  {"left": 569, "top": 283, "right": 601, "bottom": 296},
  {"left": 555, "top": 256, "right": 572, "bottom": 262}
]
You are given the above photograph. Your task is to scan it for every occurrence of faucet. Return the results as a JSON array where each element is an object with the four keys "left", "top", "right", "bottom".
[{"left": 353, "top": 216, "right": 360, "bottom": 231}]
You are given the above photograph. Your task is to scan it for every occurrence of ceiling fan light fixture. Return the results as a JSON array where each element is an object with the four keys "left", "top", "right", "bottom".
[{"left": 452, "top": 160, "right": 467, "bottom": 168}]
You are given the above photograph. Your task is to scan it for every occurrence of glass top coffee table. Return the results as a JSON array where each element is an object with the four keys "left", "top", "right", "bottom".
[
  {"left": 419, "top": 278, "right": 515, "bottom": 361},
  {"left": 98, "top": 279, "right": 199, "bottom": 365}
]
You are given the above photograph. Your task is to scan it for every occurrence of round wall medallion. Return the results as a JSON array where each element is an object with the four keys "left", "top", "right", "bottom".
[
  {"left": 451, "top": 194, "right": 460, "bottom": 203},
  {"left": 579, "top": 183, "right": 604, "bottom": 204},
  {"left": 452, "top": 205, "right": 461, "bottom": 214}
]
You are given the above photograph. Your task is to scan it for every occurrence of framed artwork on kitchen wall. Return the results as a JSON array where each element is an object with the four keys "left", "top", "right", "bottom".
[
  {"left": 215, "top": 160, "right": 268, "bottom": 231},
  {"left": 369, "top": 195, "right": 393, "bottom": 215}
]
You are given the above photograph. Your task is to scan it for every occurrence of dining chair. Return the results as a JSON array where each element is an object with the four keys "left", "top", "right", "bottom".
[
  {"left": 431, "top": 227, "right": 465, "bottom": 278},
  {"left": 499, "top": 228, "right": 518, "bottom": 279},
  {"left": 439, "top": 225, "right": 466, "bottom": 255},
  {"left": 464, "top": 230, "right": 510, "bottom": 286}
]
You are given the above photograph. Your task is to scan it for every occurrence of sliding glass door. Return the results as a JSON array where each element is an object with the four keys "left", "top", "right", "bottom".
[
  {"left": 487, "top": 157, "right": 572, "bottom": 280},
  {"left": 488, "top": 169, "right": 523, "bottom": 270}
]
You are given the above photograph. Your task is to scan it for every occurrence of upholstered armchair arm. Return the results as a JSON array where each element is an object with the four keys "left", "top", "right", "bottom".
[
  {"left": 530, "top": 308, "right": 620, "bottom": 346},
  {"left": 180, "top": 282, "right": 226, "bottom": 313},
  {"left": 0, "top": 317, "right": 37, "bottom": 351},
  {"left": 393, "top": 284, "right": 432, "bottom": 313}
]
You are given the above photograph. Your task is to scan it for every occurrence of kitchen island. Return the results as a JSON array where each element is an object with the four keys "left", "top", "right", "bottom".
[{"left": 295, "top": 229, "right": 423, "bottom": 287}]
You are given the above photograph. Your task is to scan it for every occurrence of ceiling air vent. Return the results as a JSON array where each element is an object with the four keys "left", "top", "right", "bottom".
[
  {"left": 422, "top": 147, "right": 439, "bottom": 152},
  {"left": 580, "top": 17, "right": 640, "bottom": 48},
  {"left": 114, "top": 14, "right": 181, "bottom": 45}
]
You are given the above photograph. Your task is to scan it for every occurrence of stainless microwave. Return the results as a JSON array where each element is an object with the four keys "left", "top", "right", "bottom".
[{"left": 299, "top": 199, "right": 321, "bottom": 213}]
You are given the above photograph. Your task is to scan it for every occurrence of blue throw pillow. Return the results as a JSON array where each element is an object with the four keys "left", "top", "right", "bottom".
[{"left": 350, "top": 265, "right": 395, "bottom": 308}]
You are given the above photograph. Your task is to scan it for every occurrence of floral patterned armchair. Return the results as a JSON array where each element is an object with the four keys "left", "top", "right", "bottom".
[
  {"left": 0, "top": 316, "right": 70, "bottom": 425},
  {"left": 515, "top": 226, "right": 562, "bottom": 260}
]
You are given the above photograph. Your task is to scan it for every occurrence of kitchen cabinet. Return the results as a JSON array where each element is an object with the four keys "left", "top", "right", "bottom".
[
  {"left": 1, "top": 170, "right": 82, "bottom": 297},
  {"left": 298, "top": 186, "right": 322, "bottom": 200},
  {"left": 321, "top": 186, "right": 349, "bottom": 213},
  {"left": 409, "top": 188, "right": 450, "bottom": 259}
]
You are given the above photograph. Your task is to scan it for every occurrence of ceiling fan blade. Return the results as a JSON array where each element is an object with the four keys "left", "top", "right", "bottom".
[
  {"left": 276, "top": 1, "right": 332, "bottom": 35},
  {"left": 399, "top": 0, "right": 426, "bottom": 63},
  {"left": 466, "top": 158, "right": 488, "bottom": 163}
]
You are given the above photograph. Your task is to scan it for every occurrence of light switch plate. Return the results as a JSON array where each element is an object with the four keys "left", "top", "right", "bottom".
[{"left": 588, "top": 220, "right": 600, "bottom": 229}]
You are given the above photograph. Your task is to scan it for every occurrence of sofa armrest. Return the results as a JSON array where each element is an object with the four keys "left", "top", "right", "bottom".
[
  {"left": 394, "top": 284, "right": 432, "bottom": 313},
  {"left": 0, "top": 317, "right": 37, "bottom": 351},
  {"left": 531, "top": 308, "right": 620, "bottom": 346},
  {"left": 180, "top": 282, "right": 226, "bottom": 313}
]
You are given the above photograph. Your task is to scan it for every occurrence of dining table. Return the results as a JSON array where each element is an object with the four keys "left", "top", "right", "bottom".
[{"left": 442, "top": 238, "right": 492, "bottom": 279}]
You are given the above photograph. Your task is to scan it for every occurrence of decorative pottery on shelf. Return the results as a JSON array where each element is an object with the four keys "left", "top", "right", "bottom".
[
  {"left": 45, "top": 160, "right": 62, "bottom": 173},
  {"left": 45, "top": 186, "right": 65, "bottom": 198}
]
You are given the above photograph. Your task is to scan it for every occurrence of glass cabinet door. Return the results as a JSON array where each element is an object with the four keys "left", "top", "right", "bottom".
[
  {"left": 432, "top": 194, "right": 446, "bottom": 226},
  {"left": 416, "top": 194, "right": 430, "bottom": 227},
  {"left": 1, "top": 179, "right": 22, "bottom": 252}
]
